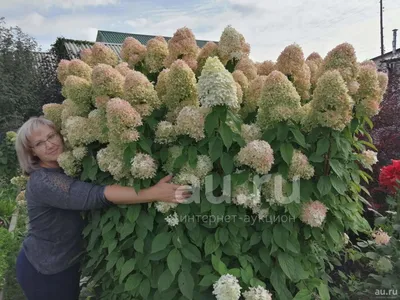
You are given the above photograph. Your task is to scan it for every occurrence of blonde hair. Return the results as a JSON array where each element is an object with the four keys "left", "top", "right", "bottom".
[{"left": 15, "top": 117, "right": 57, "bottom": 175}]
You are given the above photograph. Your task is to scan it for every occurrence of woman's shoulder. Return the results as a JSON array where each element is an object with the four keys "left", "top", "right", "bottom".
[{"left": 28, "top": 167, "right": 73, "bottom": 194}]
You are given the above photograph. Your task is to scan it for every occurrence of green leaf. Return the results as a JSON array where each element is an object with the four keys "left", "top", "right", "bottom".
[
  {"left": 218, "top": 227, "right": 229, "bottom": 245},
  {"left": 317, "top": 282, "right": 330, "bottom": 300},
  {"left": 329, "top": 159, "right": 344, "bottom": 178},
  {"left": 139, "top": 279, "right": 151, "bottom": 299},
  {"left": 262, "top": 230, "right": 272, "bottom": 248},
  {"left": 241, "top": 264, "right": 254, "bottom": 284},
  {"left": 221, "top": 153, "right": 234, "bottom": 174},
  {"left": 123, "top": 143, "right": 135, "bottom": 167},
  {"left": 316, "top": 138, "right": 330, "bottom": 155},
  {"left": 138, "top": 138, "right": 152, "bottom": 154},
  {"left": 293, "top": 289, "right": 313, "bottom": 300},
  {"left": 309, "top": 153, "right": 324, "bottom": 163},
  {"left": 328, "top": 224, "right": 340, "bottom": 244},
  {"left": 219, "top": 122, "right": 233, "bottom": 149},
  {"left": 119, "top": 222, "right": 134, "bottom": 240},
  {"left": 188, "top": 146, "right": 198, "bottom": 168},
  {"left": 134, "top": 238, "right": 144, "bottom": 253},
  {"left": 277, "top": 252, "right": 297, "bottom": 281},
  {"left": 125, "top": 273, "right": 142, "bottom": 291},
  {"left": 204, "top": 235, "right": 219, "bottom": 256},
  {"left": 228, "top": 268, "right": 241, "bottom": 278},
  {"left": 277, "top": 123, "right": 289, "bottom": 141},
  {"left": 249, "top": 232, "right": 261, "bottom": 246},
  {"left": 151, "top": 232, "right": 172, "bottom": 253},
  {"left": 211, "top": 255, "right": 228, "bottom": 275},
  {"left": 174, "top": 153, "right": 187, "bottom": 170},
  {"left": 181, "top": 243, "right": 202, "bottom": 263},
  {"left": 120, "top": 259, "right": 136, "bottom": 283},
  {"left": 205, "top": 110, "right": 219, "bottom": 136},
  {"left": 167, "top": 249, "right": 182, "bottom": 276},
  {"left": 280, "top": 143, "right": 294, "bottom": 165},
  {"left": 273, "top": 224, "right": 289, "bottom": 250},
  {"left": 127, "top": 205, "right": 141, "bottom": 223},
  {"left": 330, "top": 176, "right": 347, "bottom": 195},
  {"left": 178, "top": 271, "right": 194, "bottom": 300},
  {"left": 158, "top": 269, "right": 174, "bottom": 292},
  {"left": 199, "top": 274, "right": 219, "bottom": 287},
  {"left": 286, "top": 235, "right": 300, "bottom": 254},
  {"left": 290, "top": 127, "right": 307, "bottom": 148},
  {"left": 317, "top": 176, "right": 331, "bottom": 196},
  {"left": 209, "top": 137, "right": 223, "bottom": 162},
  {"left": 270, "top": 267, "right": 293, "bottom": 300}
]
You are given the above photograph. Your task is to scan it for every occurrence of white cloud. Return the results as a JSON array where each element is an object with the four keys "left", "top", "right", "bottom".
[{"left": 0, "top": 0, "right": 118, "bottom": 10}]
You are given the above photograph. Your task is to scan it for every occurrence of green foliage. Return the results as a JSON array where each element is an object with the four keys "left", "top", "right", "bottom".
[
  {"left": 0, "top": 132, "right": 19, "bottom": 186},
  {"left": 0, "top": 227, "right": 14, "bottom": 289}
]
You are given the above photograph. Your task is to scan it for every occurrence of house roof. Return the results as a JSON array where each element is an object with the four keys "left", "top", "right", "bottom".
[
  {"left": 96, "top": 30, "right": 216, "bottom": 48},
  {"left": 371, "top": 48, "right": 400, "bottom": 61},
  {"left": 63, "top": 40, "right": 123, "bottom": 59}
]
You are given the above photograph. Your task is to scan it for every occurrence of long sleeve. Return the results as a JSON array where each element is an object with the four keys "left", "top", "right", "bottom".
[{"left": 30, "top": 168, "right": 114, "bottom": 211}]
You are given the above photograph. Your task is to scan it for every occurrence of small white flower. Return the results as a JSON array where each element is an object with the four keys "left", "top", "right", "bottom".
[
  {"left": 212, "top": 274, "right": 242, "bottom": 300},
  {"left": 165, "top": 212, "right": 180, "bottom": 227},
  {"left": 243, "top": 286, "right": 273, "bottom": 300}
]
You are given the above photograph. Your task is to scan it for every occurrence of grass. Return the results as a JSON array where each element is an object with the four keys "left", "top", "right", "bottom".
[{"left": 0, "top": 185, "right": 18, "bottom": 229}]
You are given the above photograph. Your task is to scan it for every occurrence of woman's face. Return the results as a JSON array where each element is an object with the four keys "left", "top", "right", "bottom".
[{"left": 29, "top": 125, "right": 64, "bottom": 165}]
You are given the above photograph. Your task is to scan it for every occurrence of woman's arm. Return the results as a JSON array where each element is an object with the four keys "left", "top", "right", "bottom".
[{"left": 104, "top": 175, "right": 191, "bottom": 205}]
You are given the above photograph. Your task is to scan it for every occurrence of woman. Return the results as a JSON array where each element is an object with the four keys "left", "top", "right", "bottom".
[{"left": 15, "top": 117, "right": 191, "bottom": 300}]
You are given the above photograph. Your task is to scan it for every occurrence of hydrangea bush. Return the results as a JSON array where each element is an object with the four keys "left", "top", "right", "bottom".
[{"left": 42, "top": 26, "right": 388, "bottom": 300}]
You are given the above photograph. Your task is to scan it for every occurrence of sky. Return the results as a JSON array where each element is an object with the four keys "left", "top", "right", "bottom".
[{"left": 1, "top": 0, "right": 400, "bottom": 62}]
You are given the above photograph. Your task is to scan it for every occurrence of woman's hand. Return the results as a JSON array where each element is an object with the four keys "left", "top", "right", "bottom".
[{"left": 148, "top": 175, "right": 192, "bottom": 203}]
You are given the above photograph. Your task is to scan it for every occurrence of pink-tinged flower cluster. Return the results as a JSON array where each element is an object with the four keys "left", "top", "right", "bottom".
[
  {"left": 232, "top": 70, "right": 249, "bottom": 92},
  {"left": 218, "top": 25, "right": 250, "bottom": 65},
  {"left": 354, "top": 65, "right": 381, "bottom": 117},
  {"left": 16, "top": 190, "right": 26, "bottom": 207},
  {"left": 306, "top": 53, "right": 323, "bottom": 89},
  {"left": 276, "top": 44, "right": 311, "bottom": 101},
  {"left": 91, "top": 42, "right": 118, "bottom": 66},
  {"left": 243, "top": 286, "right": 273, "bottom": 300},
  {"left": 94, "top": 96, "right": 110, "bottom": 110},
  {"left": 175, "top": 106, "right": 205, "bottom": 141},
  {"left": 57, "top": 151, "right": 80, "bottom": 177},
  {"left": 61, "top": 99, "right": 91, "bottom": 126},
  {"left": 57, "top": 60, "right": 70, "bottom": 84},
  {"left": 154, "top": 121, "right": 176, "bottom": 144},
  {"left": 79, "top": 48, "right": 93, "bottom": 66},
  {"left": 121, "top": 37, "right": 147, "bottom": 68},
  {"left": 300, "top": 201, "right": 328, "bottom": 227},
  {"left": 124, "top": 70, "right": 160, "bottom": 116},
  {"left": 92, "top": 64, "right": 124, "bottom": 98},
  {"left": 131, "top": 153, "right": 158, "bottom": 179},
  {"left": 236, "top": 140, "right": 274, "bottom": 174},
  {"left": 62, "top": 75, "right": 92, "bottom": 107},
  {"left": 164, "top": 60, "right": 198, "bottom": 113},
  {"left": 155, "top": 68, "right": 169, "bottom": 103},
  {"left": 372, "top": 228, "right": 391, "bottom": 245},
  {"left": 360, "top": 60, "right": 376, "bottom": 68},
  {"left": 308, "top": 70, "right": 353, "bottom": 131},
  {"left": 64, "top": 116, "right": 95, "bottom": 147},
  {"left": 240, "top": 76, "right": 267, "bottom": 118},
  {"left": 197, "top": 41, "right": 219, "bottom": 75},
  {"left": 145, "top": 36, "right": 169, "bottom": 73},
  {"left": 235, "top": 83, "right": 243, "bottom": 106},
  {"left": 257, "top": 71, "right": 301, "bottom": 128},
  {"left": 57, "top": 59, "right": 92, "bottom": 85},
  {"left": 307, "top": 52, "right": 323, "bottom": 65},
  {"left": 241, "top": 124, "right": 262, "bottom": 144},
  {"left": 97, "top": 145, "right": 129, "bottom": 180},
  {"left": 72, "top": 146, "right": 88, "bottom": 161},
  {"left": 235, "top": 57, "right": 257, "bottom": 81},
  {"left": 321, "top": 43, "right": 359, "bottom": 90},
  {"left": 43, "top": 103, "right": 63, "bottom": 130},
  {"left": 288, "top": 150, "right": 315, "bottom": 181},
  {"left": 198, "top": 57, "right": 238, "bottom": 109},
  {"left": 257, "top": 60, "right": 275, "bottom": 76},
  {"left": 164, "top": 27, "right": 199, "bottom": 71},
  {"left": 360, "top": 150, "right": 378, "bottom": 169},
  {"left": 377, "top": 72, "right": 388, "bottom": 97},
  {"left": 106, "top": 98, "right": 142, "bottom": 145},
  {"left": 115, "top": 62, "right": 132, "bottom": 77},
  {"left": 88, "top": 109, "right": 108, "bottom": 144}
]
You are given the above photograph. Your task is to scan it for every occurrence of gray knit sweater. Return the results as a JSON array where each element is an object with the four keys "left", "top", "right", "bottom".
[{"left": 23, "top": 167, "right": 114, "bottom": 275}]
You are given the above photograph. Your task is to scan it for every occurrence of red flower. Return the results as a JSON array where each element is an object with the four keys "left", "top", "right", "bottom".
[{"left": 379, "top": 160, "right": 400, "bottom": 193}]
